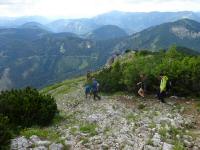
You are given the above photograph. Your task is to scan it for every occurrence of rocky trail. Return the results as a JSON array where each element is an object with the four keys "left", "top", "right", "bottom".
[{"left": 11, "top": 81, "right": 200, "bottom": 150}]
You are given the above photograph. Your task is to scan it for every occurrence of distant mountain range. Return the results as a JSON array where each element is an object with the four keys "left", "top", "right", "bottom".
[
  {"left": 0, "top": 16, "right": 51, "bottom": 28},
  {"left": 114, "top": 19, "right": 200, "bottom": 52},
  {"left": 0, "top": 12, "right": 200, "bottom": 89},
  {"left": 47, "top": 11, "right": 200, "bottom": 34},
  {"left": 93, "top": 11, "right": 200, "bottom": 34},
  {"left": 1, "top": 11, "right": 200, "bottom": 35}
]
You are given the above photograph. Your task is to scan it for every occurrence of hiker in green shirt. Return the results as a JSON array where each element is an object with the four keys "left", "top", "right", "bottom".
[{"left": 157, "top": 73, "right": 168, "bottom": 103}]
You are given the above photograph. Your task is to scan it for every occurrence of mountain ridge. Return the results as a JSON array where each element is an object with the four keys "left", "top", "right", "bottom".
[
  {"left": 113, "top": 18, "right": 200, "bottom": 52},
  {"left": 85, "top": 25, "right": 128, "bottom": 40}
]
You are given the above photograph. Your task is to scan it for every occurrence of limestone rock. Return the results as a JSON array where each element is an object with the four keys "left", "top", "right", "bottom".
[
  {"left": 49, "top": 143, "right": 64, "bottom": 150},
  {"left": 152, "top": 133, "right": 161, "bottom": 147},
  {"left": 33, "top": 146, "right": 48, "bottom": 150},
  {"left": 11, "top": 136, "right": 31, "bottom": 149},
  {"left": 162, "top": 143, "right": 173, "bottom": 150}
]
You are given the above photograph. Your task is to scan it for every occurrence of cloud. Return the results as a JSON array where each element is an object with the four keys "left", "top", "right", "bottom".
[
  {"left": 0, "top": 0, "right": 200, "bottom": 17},
  {"left": 0, "top": 0, "right": 32, "bottom": 5}
]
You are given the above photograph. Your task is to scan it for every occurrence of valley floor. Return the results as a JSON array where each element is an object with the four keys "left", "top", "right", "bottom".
[{"left": 11, "top": 78, "right": 200, "bottom": 150}]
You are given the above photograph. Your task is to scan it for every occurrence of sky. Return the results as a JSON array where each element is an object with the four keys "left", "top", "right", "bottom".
[{"left": 0, "top": 0, "right": 200, "bottom": 18}]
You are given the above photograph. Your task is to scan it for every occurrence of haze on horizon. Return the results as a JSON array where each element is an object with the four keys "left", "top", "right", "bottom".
[{"left": 0, "top": 0, "right": 200, "bottom": 19}]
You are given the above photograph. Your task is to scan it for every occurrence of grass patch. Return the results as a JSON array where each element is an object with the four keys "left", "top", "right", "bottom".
[
  {"left": 138, "top": 104, "right": 145, "bottom": 110},
  {"left": 149, "top": 122, "right": 156, "bottom": 129},
  {"left": 20, "top": 127, "right": 60, "bottom": 141},
  {"left": 103, "top": 126, "right": 110, "bottom": 134},
  {"left": 40, "top": 77, "right": 84, "bottom": 95},
  {"left": 79, "top": 123, "right": 98, "bottom": 136},
  {"left": 52, "top": 112, "right": 66, "bottom": 124},
  {"left": 70, "top": 127, "right": 78, "bottom": 135},
  {"left": 196, "top": 102, "right": 200, "bottom": 113},
  {"left": 173, "top": 141, "right": 186, "bottom": 150},
  {"left": 126, "top": 113, "right": 138, "bottom": 122},
  {"left": 159, "top": 127, "right": 168, "bottom": 141},
  {"left": 169, "top": 126, "right": 185, "bottom": 140},
  {"left": 146, "top": 138, "right": 153, "bottom": 146}
]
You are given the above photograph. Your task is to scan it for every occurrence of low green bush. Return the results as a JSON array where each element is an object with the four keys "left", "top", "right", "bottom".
[
  {"left": 0, "top": 87, "right": 58, "bottom": 127},
  {"left": 95, "top": 46, "right": 200, "bottom": 96},
  {"left": 0, "top": 114, "right": 12, "bottom": 150}
]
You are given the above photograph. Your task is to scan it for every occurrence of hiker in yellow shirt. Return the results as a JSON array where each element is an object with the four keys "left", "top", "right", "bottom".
[{"left": 157, "top": 73, "right": 168, "bottom": 103}]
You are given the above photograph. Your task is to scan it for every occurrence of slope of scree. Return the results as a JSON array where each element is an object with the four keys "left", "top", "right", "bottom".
[{"left": 10, "top": 77, "right": 200, "bottom": 150}]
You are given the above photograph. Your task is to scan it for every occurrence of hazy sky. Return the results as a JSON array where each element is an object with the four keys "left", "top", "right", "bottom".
[{"left": 0, "top": 0, "right": 200, "bottom": 18}]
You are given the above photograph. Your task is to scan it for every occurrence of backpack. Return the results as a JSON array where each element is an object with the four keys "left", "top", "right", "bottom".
[{"left": 166, "top": 80, "right": 172, "bottom": 94}]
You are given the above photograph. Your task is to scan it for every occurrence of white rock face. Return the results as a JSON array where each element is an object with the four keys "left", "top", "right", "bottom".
[
  {"left": 30, "top": 135, "right": 41, "bottom": 143},
  {"left": 171, "top": 26, "right": 200, "bottom": 39},
  {"left": 35, "top": 141, "right": 51, "bottom": 146},
  {"left": 11, "top": 135, "right": 54, "bottom": 150},
  {"left": 162, "top": 143, "right": 173, "bottom": 150},
  {"left": 152, "top": 133, "right": 161, "bottom": 147},
  {"left": 144, "top": 145, "right": 160, "bottom": 150},
  {"left": 11, "top": 136, "right": 31, "bottom": 150},
  {"left": 32, "top": 146, "right": 48, "bottom": 150},
  {"left": 49, "top": 143, "right": 63, "bottom": 150},
  {"left": 87, "top": 113, "right": 104, "bottom": 123}
]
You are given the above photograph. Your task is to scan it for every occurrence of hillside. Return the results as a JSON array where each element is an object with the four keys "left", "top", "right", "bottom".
[
  {"left": 10, "top": 76, "right": 200, "bottom": 150},
  {"left": 1, "top": 19, "right": 200, "bottom": 90},
  {"left": 85, "top": 25, "right": 128, "bottom": 40},
  {"left": 114, "top": 19, "right": 200, "bottom": 52},
  {"left": 0, "top": 27, "right": 120, "bottom": 89}
]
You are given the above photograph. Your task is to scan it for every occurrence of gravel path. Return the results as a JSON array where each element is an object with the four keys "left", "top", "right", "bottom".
[{"left": 11, "top": 83, "right": 200, "bottom": 150}]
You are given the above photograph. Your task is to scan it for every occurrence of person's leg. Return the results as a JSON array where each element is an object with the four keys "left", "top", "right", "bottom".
[
  {"left": 138, "top": 88, "right": 144, "bottom": 97},
  {"left": 93, "top": 91, "right": 96, "bottom": 100},
  {"left": 159, "top": 91, "right": 166, "bottom": 103},
  {"left": 96, "top": 92, "right": 101, "bottom": 100}
]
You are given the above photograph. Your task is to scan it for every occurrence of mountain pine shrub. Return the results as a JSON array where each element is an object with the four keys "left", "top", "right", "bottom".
[
  {"left": 95, "top": 46, "right": 200, "bottom": 96},
  {"left": 0, "top": 114, "right": 12, "bottom": 150},
  {"left": 0, "top": 87, "right": 57, "bottom": 127}
]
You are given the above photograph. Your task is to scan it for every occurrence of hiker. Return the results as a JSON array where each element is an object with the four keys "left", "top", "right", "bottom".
[
  {"left": 85, "top": 84, "right": 91, "bottom": 99},
  {"left": 137, "top": 74, "right": 146, "bottom": 98},
  {"left": 157, "top": 73, "right": 168, "bottom": 103},
  {"left": 92, "top": 78, "right": 101, "bottom": 100},
  {"left": 86, "top": 70, "right": 91, "bottom": 81},
  {"left": 85, "top": 71, "right": 92, "bottom": 99}
]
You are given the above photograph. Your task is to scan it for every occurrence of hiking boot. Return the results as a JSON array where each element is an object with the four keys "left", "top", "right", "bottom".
[{"left": 161, "top": 100, "right": 166, "bottom": 103}]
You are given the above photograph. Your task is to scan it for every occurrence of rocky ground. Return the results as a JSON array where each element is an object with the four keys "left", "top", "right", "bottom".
[{"left": 11, "top": 81, "right": 200, "bottom": 150}]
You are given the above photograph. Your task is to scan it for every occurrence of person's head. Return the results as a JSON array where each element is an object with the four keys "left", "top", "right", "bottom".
[
  {"left": 159, "top": 72, "right": 164, "bottom": 79},
  {"left": 92, "top": 77, "right": 96, "bottom": 81},
  {"left": 140, "top": 74, "right": 144, "bottom": 78}
]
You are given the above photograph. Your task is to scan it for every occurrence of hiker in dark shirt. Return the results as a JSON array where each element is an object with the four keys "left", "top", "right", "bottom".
[
  {"left": 92, "top": 78, "right": 101, "bottom": 100},
  {"left": 86, "top": 70, "right": 91, "bottom": 81},
  {"left": 137, "top": 74, "right": 146, "bottom": 98}
]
